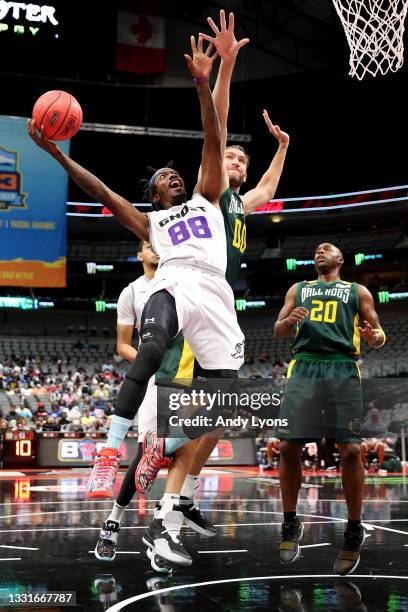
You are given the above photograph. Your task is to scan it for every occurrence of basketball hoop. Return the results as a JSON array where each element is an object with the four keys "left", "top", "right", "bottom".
[{"left": 331, "top": 0, "right": 408, "bottom": 79}]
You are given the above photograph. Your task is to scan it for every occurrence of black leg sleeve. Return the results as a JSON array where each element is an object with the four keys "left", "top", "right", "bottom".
[
  {"left": 114, "top": 290, "right": 178, "bottom": 420},
  {"left": 116, "top": 442, "right": 142, "bottom": 507}
]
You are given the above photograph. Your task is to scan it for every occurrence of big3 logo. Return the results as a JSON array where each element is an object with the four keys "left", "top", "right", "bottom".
[{"left": 0, "top": 146, "right": 27, "bottom": 210}]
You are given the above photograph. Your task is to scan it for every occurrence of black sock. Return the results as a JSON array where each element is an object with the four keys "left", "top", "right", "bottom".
[
  {"left": 347, "top": 519, "right": 361, "bottom": 532},
  {"left": 284, "top": 511, "right": 297, "bottom": 523}
]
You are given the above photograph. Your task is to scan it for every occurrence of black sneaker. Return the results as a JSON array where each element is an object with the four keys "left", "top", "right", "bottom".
[
  {"left": 94, "top": 520, "right": 120, "bottom": 562},
  {"left": 146, "top": 547, "right": 173, "bottom": 574},
  {"left": 180, "top": 501, "right": 217, "bottom": 537},
  {"left": 142, "top": 510, "right": 192, "bottom": 566},
  {"left": 334, "top": 526, "right": 366, "bottom": 576},
  {"left": 279, "top": 518, "right": 304, "bottom": 564}
]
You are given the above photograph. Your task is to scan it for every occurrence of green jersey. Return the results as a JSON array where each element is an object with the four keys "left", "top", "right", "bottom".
[
  {"left": 219, "top": 187, "right": 246, "bottom": 287},
  {"left": 292, "top": 279, "right": 360, "bottom": 358}
]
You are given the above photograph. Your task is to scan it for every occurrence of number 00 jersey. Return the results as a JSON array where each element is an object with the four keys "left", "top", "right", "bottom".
[
  {"left": 292, "top": 280, "right": 361, "bottom": 357},
  {"left": 149, "top": 193, "right": 227, "bottom": 275},
  {"left": 219, "top": 187, "right": 246, "bottom": 286}
]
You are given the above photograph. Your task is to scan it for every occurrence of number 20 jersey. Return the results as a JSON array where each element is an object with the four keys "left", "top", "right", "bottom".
[
  {"left": 149, "top": 193, "right": 227, "bottom": 275},
  {"left": 292, "top": 279, "right": 361, "bottom": 356}
]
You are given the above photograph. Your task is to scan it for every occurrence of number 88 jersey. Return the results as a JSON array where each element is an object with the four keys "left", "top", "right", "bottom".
[{"left": 149, "top": 193, "right": 227, "bottom": 275}]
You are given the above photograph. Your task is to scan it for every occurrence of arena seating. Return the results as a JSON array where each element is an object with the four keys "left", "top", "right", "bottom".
[{"left": 279, "top": 228, "right": 404, "bottom": 259}]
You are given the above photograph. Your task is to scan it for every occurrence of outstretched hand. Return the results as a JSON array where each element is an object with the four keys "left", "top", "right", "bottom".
[
  {"left": 262, "top": 110, "right": 290, "bottom": 147},
  {"left": 200, "top": 9, "right": 249, "bottom": 63},
  {"left": 27, "top": 119, "right": 60, "bottom": 157},
  {"left": 184, "top": 35, "right": 219, "bottom": 80},
  {"left": 358, "top": 320, "right": 384, "bottom": 346}
]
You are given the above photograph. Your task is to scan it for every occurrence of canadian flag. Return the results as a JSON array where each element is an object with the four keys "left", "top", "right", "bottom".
[{"left": 116, "top": 3, "right": 165, "bottom": 74}]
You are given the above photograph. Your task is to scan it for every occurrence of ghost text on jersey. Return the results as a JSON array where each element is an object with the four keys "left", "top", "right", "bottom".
[{"left": 158, "top": 205, "right": 206, "bottom": 227}]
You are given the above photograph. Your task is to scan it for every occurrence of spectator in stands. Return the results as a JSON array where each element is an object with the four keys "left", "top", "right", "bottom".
[
  {"left": 20, "top": 384, "right": 33, "bottom": 398},
  {"left": 0, "top": 419, "right": 9, "bottom": 432},
  {"left": 16, "top": 405, "right": 33, "bottom": 419},
  {"left": 93, "top": 382, "right": 109, "bottom": 402},
  {"left": 32, "top": 382, "right": 46, "bottom": 396},
  {"left": 361, "top": 404, "right": 394, "bottom": 469},
  {"left": 103, "top": 402, "right": 115, "bottom": 417},
  {"left": 42, "top": 416, "right": 61, "bottom": 432},
  {"left": 264, "top": 437, "right": 280, "bottom": 470},
  {"left": 362, "top": 405, "right": 387, "bottom": 437},
  {"left": 6, "top": 407, "right": 18, "bottom": 422},
  {"left": 59, "top": 409, "right": 71, "bottom": 428},
  {"left": 34, "top": 419, "right": 44, "bottom": 433},
  {"left": 67, "top": 404, "right": 81, "bottom": 421},
  {"left": 33, "top": 403, "right": 49, "bottom": 419},
  {"left": 86, "top": 418, "right": 106, "bottom": 433},
  {"left": 79, "top": 397, "right": 92, "bottom": 412},
  {"left": 65, "top": 418, "right": 84, "bottom": 433},
  {"left": 81, "top": 408, "right": 95, "bottom": 429},
  {"left": 16, "top": 417, "right": 30, "bottom": 431}
]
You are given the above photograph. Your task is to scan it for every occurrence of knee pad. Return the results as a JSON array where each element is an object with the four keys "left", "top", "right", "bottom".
[{"left": 126, "top": 325, "right": 170, "bottom": 383}]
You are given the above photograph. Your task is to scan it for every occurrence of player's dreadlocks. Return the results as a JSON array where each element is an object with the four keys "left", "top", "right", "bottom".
[{"left": 139, "top": 161, "right": 177, "bottom": 210}]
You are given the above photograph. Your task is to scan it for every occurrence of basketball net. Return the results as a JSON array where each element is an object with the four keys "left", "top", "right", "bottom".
[{"left": 331, "top": 0, "right": 408, "bottom": 79}]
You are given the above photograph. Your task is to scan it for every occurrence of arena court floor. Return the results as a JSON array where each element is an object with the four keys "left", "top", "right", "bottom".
[{"left": 0, "top": 467, "right": 407, "bottom": 611}]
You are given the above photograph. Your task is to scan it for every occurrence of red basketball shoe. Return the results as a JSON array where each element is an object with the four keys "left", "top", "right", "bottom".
[
  {"left": 86, "top": 447, "right": 121, "bottom": 498},
  {"left": 135, "top": 432, "right": 173, "bottom": 494}
]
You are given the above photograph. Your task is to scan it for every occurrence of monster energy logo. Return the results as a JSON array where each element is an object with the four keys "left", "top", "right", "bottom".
[
  {"left": 87, "top": 262, "right": 114, "bottom": 274},
  {"left": 235, "top": 299, "right": 246, "bottom": 311},
  {"left": 378, "top": 291, "right": 390, "bottom": 303},
  {"left": 235, "top": 299, "right": 265, "bottom": 311},
  {"left": 95, "top": 300, "right": 106, "bottom": 312},
  {"left": 355, "top": 253, "right": 383, "bottom": 266},
  {"left": 286, "top": 258, "right": 297, "bottom": 271}
]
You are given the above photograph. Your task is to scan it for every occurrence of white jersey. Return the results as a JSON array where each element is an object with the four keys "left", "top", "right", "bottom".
[
  {"left": 116, "top": 274, "right": 151, "bottom": 332},
  {"left": 149, "top": 193, "right": 227, "bottom": 275}
]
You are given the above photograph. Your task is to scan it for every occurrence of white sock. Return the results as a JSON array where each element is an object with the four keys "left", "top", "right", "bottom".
[
  {"left": 106, "top": 415, "right": 133, "bottom": 450},
  {"left": 180, "top": 474, "right": 199, "bottom": 500},
  {"left": 156, "top": 493, "right": 180, "bottom": 519},
  {"left": 107, "top": 502, "right": 127, "bottom": 524}
]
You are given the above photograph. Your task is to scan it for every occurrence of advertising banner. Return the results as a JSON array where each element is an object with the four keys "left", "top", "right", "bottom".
[{"left": 0, "top": 115, "right": 69, "bottom": 287}]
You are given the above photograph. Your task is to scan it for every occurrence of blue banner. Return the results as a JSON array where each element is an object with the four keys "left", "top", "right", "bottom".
[{"left": 0, "top": 115, "right": 69, "bottom": 287}]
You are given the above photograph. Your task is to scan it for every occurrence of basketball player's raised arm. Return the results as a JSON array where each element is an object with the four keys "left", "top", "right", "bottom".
[
  {"left": 242, "top": 111, "right": 290, "bottom": 216},
  {"left": 184, "top": 36, "right": 222, "bottom": 206},
  {"left": 274, "top": 284, "right": 309, "bottom": 339},
  {"left": 357, "top": 285, "right": 386, "bottom": 348},
  {"left": 199, "top": 10, "right": 249, "bottom": 193},
  {"left": 27, "top": 119, "right": 149, "bottom": 241}
]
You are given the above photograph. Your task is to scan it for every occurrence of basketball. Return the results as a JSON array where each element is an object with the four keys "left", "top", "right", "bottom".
[{"left": 32, "top": 90, "right": 83, "bottom": 141}]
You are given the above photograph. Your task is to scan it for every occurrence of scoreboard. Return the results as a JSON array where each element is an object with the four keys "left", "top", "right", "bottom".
[
  {"left": 1, "top": 432, "right": 256, "bottom": 468},
  {"left": 0, "top": 431, "right": 139, "bottom": 469},
  {"left": 1, "top": 431, "right": 37, "bottom": 468}
]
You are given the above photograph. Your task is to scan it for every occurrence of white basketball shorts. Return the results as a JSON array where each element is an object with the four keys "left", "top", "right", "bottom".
[{"left": 144, "top": 263, "right": 245, "bottom": 371}]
